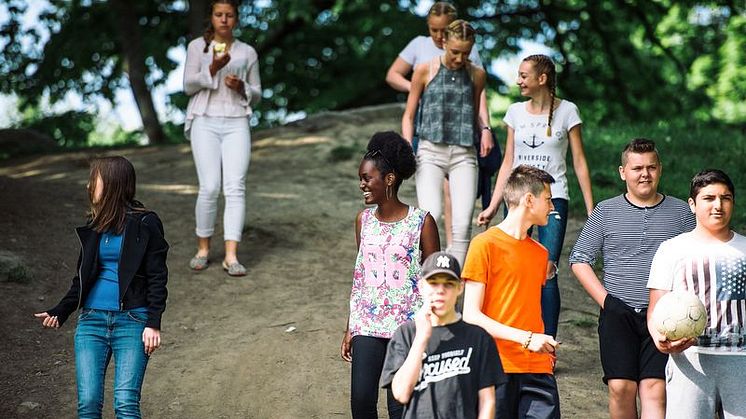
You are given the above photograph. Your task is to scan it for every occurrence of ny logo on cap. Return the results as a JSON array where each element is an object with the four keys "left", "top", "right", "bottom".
[{"left": 436, "top": 255, "right": 450, "bottom": 269}]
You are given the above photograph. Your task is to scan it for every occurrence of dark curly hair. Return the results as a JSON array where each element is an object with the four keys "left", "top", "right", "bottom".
[{"left": 363, "top": 131, "right": 416, "bottom": 191}]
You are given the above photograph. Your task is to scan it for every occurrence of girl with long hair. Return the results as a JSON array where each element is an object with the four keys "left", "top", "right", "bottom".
[
  {"left": 35, "top": 156, "right": 168, "bottom": 418},
  {"left": 477, "top": 54, "right": 594, "bottom": 339}
]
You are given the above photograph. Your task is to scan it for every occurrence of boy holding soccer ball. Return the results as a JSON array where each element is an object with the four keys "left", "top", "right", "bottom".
[{"left": 647, "top": 169, "right": 746, "bottom": 418}]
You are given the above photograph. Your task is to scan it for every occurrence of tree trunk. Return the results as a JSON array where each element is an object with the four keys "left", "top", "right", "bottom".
[
  {"left": 111, "top": 0, "right": 166, "bottom": 145},
  {"left": 188, "top": 0, "right": 209, "bottom": 41}
]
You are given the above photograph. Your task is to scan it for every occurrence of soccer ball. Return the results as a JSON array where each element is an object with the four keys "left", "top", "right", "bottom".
[{"left": 651, "top": 290, "right": 707, "bottom": 341}]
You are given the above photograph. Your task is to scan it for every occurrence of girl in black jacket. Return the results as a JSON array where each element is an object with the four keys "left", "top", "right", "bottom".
[{"left": 35, "top": 156, "right": 168, "bottom": 419}]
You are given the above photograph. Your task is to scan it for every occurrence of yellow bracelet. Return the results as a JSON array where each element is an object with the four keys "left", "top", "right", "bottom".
[{"left": 522, "top": 331, "right": 533, "bottom": 349}]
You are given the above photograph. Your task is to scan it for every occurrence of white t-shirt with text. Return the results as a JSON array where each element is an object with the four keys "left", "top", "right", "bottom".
[{"left": 504, "top": 99, "right": 582, "bottom": 200}]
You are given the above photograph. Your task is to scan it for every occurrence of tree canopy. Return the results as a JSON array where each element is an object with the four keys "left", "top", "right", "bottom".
[{"left": 0, "top": 0, "right": 744, "bottom": 145}]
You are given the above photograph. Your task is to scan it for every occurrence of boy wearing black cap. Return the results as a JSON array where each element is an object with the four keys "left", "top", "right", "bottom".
[{"left": 380, "top": 251, "right": 505, "bottom": 419}]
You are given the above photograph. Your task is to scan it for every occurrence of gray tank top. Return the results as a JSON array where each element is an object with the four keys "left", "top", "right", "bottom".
[{"left": 418, "top": 61, "right": 475, "bottom": 147}]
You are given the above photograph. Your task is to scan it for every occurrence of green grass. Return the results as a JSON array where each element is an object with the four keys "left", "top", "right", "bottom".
[{"left": 561, "top": 121, "right": 746, "bottom": 231}]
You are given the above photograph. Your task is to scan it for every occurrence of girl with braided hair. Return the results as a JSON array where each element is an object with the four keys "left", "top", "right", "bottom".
[
  {"left": 402, "top": 19, "right": 490, "bottom": 267},
  {"left": 477, "top": 54, "right": 594, "bottom": 340},
  {"left": 183, "top": 0, "right": 261, "bottom": 276},
  {"left": 341, "top": 131, "right": 439, "bottom": 419}
]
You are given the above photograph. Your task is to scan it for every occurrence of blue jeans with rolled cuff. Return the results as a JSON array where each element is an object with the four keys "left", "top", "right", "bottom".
[{"left": 74, "top": 308, "right": 149, "bottom": 419}]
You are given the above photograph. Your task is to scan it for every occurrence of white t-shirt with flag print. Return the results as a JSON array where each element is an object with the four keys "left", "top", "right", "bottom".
[{"left": 648, "top": 231, "right": 746, "bottom": 355}]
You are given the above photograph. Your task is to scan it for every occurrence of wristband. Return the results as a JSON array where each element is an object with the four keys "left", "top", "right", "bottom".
[{"left": 522, "top": 331, "right": 533, "bottom": 349}]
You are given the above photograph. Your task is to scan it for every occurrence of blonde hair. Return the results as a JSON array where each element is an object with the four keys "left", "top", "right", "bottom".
[
  {"left": 428, "top": 2, "right": 457, "bottom": 19},
  {"left": 503, "top": 165, "right": 555, "bottom": 208},
  {"left": 444, "top": 19, "right": 475, "bottom": 43},
  {"left": 523, "top": 54, "right": 557, "bottom": 137}
]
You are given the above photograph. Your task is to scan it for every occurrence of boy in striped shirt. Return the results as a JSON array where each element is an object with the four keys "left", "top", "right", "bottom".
[
  {"left": 569, "top": 138, "right": 695, "bottom": 419},
  {"left": 647, "top": 169, "right": 746, "bottom": 418}
]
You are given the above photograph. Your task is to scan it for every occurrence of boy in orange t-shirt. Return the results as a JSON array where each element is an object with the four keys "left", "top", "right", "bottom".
[{"left": 463, "top": 164, "right": 561, "bottom": 418}]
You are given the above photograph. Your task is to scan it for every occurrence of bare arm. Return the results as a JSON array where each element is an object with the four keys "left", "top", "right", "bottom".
[
  {"left": 420, "top": 213, "right": 441, "bottom": 261},
  {"left": 568, "top": 124, "right": 594, "bottom": 216},
  {"left": 477, "top": 386, "right": 496, "bottom": 419},
  {"left": 341, "top": 211, "right": 365, "bottom": 362},
  {"left": 402, "top": 64, "right": 427, "bottom": 143},
  {"left": 473, "top": 68, "right": 494, "bottom": 158},
  {"left": 570, "top": 263, "right": 608, "bottom": 307},
  {"left": 386, "top": 57, "right": 414, "bottom": 92},
  {"left": 391, "top": 305, "right": 433, "bottom": 404},
  {"left": 476, "top": 127, "right": 515, "bottom": 226},
  {"left": 462, "top": 281, "right": 558, "bottom": 351}
]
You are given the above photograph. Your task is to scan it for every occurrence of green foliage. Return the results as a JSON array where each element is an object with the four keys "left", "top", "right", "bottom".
[
  {"left": 565, "top": 120, "right": 746, "bottom": 231},
  {"left": 20, "top": 109, "right": 96, "bottom": 148}
]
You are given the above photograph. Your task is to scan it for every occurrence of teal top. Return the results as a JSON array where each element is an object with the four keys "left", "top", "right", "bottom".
[
  {"left": 418, "top": 62, "right": 476, "bottom": 147},
  {"left": 84, "top": 232, "right": 146, "bottom": 312}
]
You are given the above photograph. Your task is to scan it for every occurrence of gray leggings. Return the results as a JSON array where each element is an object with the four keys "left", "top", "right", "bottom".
[{"left": 190, "top": 116, "right": 251, "bottom": 242}]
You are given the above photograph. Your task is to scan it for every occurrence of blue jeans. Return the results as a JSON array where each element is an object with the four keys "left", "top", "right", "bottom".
[
  {"left": 538, "top": 198, "right": 568, "bottom": 338},
  {"left": 74, "top": 309, "right": 149, "bottom": 419}
]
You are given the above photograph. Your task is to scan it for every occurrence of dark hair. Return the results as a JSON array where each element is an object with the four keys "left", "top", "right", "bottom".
[
  {"left": 428, "top": 2, "right": 457, "bottom": 19},
  {"left": 504, "top": 165, "right": 555, "bottom": 208},
  {"left": 88, "top": 156, "right": 146, "bottom": 234},
  {"left": 444, "top": 19, "right": 475, "bottom": 43},
  {"left": 523, "top": 54, "right": 557, "bottom": 137},
  {"left": 202, "top": 0, "right": 239, "bottom": 53},
  {"left": 621, "top": 138, "right": 660, "bottom": 166},
  {"left": 689, "top": 169, "right": 735, "bottom": 200},
  {"left": 363, "top": 131, "right": 416, "bottom": 191}
]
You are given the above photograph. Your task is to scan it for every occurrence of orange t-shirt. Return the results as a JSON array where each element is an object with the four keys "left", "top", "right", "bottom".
[{"left": 461, "top": 227, "right": 553, "bottom": 374}]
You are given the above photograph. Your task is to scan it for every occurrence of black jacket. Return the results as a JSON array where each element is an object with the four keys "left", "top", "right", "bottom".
[{"left": 47, "top": 211, "right": 169, "bottom": 329}]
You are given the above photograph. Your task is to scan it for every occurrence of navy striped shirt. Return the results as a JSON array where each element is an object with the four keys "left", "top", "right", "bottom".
[{"left": 569, "top": 194, "right": 696, "bottom": 309}]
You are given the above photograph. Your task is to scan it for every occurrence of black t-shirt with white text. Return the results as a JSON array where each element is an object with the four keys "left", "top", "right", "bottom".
[{"left": 380, "top": 319, "right": 506, "bottom": 419}]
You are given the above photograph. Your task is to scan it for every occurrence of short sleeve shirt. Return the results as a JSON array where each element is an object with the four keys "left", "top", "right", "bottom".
[
  {"left": 399, "top": 36, "right": 483, "bottom": 69},
  {"left": 461, "top": 227, "right": 554, "bottom": 373},
  {"left": 648, "top": 231, "right": 746, "bottom": 354},
  {"left": 380, "top": 320, "right": 504, "bottom": 419},
  {"left": 504, "top": 100, "right": 582, "bottom": 200}
]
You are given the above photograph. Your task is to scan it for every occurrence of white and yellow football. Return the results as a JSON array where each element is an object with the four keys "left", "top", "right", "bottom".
[{"left": 651, "top": 290, "right": 707, "bottom": 341}]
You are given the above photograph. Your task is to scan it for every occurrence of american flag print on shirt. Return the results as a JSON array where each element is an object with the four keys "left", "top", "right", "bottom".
[{"left": 677, "top": 255, "right": 746, "bottom": 352}]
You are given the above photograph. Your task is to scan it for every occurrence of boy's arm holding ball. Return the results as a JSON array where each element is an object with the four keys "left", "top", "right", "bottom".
[
  {"left": 391, "top": 301, "right": 433, "bottom": 404},
  {"left": 647, "top": 289, "right": 697, "bottom": 353}
]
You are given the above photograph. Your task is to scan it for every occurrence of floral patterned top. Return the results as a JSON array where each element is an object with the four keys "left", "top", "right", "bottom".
[{"left": 349, "top": 206, "right": 427, "bottom": 338}]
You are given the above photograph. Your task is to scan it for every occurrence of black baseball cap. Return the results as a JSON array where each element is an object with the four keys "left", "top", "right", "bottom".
[{"left": 421, "top": 252, "right": 462, "bottom": 282}]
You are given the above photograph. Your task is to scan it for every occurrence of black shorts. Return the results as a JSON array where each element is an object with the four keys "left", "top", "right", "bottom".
[
  {"left": 495, "top": 373, "right": 560, "bottom": 418},
  {"left": 598, "top": 294, "right": 667, "bottom": 384}
]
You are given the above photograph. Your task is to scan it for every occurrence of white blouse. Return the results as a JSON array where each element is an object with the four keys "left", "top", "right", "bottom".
[{"left": 183, "top": 37, "right": 261, "bottom": 139}]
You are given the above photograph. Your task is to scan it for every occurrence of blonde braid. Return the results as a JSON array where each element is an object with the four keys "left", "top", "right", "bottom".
[{"left": 523, "top": 54, "right": 557, "bottom": 137}]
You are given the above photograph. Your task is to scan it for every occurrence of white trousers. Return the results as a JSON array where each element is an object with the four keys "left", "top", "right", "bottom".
[
  {"left": 415, "top": 140, "right": 477, "bottom": 266},
  {"left": 190, "top": 116, "right": 251, "bottom": 242}
]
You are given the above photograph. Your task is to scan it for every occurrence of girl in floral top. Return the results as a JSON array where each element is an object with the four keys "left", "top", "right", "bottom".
[{"left": 341, "top": 131, "right": 439, "bottom": 419}]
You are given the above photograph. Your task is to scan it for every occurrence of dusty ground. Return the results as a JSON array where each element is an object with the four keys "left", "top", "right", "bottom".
[{"left": 0, "top": 104, "right": 608, "bottom": 418}]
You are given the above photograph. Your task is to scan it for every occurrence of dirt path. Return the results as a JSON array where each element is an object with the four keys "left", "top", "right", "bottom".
[{"left": 0, "top": 104, "right": 607, "bottom": 418}]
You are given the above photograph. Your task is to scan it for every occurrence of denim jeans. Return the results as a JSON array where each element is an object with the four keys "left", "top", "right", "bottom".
[
  {"left": 74, "top": 308, "right": 149, "bottom": 419},
  {"left": 350, "top": 335, "right": 403, "bottom": 419},
  {"left": 415, "top": 140, "right": 477, "bottom": 266},
  {"left": 538, "top": 198, "right": 568, "bottom": 338}
]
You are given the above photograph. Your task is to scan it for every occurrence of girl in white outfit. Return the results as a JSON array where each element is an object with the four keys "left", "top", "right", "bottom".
[{"left": 183, "top": 0, "right": 261, "bottom": 276}]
